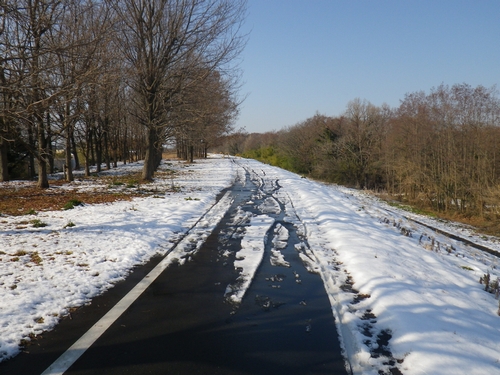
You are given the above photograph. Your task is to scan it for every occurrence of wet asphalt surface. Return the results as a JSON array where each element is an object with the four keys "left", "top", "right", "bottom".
[{"left": 1, "top": 166, "right": 348, "bottom": 375}]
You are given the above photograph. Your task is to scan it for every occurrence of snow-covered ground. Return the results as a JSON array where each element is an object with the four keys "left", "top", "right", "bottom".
[
  {"left": 1, "top": 155, "right": 500, "bottom": 375},
  {"left": 0, "top": 157, "right": 236, "bottom": 363}
]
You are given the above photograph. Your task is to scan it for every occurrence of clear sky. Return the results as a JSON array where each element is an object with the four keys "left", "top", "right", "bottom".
[{"left": 236, "top": 0, "right": 500, "bottom": 133}]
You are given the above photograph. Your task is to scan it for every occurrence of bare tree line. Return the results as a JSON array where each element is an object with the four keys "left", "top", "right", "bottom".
[
  {"left": 225, "top": 83, "right": 500, "bottom": 219},
  {"left": 0, "top": 0, "right": 246, "bottom": 187}
]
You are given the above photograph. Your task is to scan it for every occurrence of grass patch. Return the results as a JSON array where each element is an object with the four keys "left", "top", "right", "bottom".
[
  {"left": 461, "top": 265, "right": 474, "bottom": 271},
  {"left": 30, "top": 219, "right": 47, "bottom": 228},
  {"left": 64, "top": 221, "right": 76, "bottom": 228},
  {"left": 126, "top": 179, "right": 139, "bottom": 188},
  {"left": 63, "top": 199, "right": 83, "bottom": 210},
  {"left": 387, "top": 201, "right": 437, "bottom": 217},
  {"left": 30, "top": 252, "right": 42, "bottom": 265},
  {"left": 14, "top": 250, "right": 28, "bottom": 256}
]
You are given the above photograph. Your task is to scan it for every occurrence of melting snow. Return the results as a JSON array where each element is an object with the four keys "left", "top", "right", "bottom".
[{"left": 1, "top": 155, "right": 500, "bottom": 375}]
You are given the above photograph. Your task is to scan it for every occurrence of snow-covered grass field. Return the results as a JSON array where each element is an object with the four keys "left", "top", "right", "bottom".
[
  {"left": 0, "top": 156, "right": 236, "bottom": 363},
  {"left": 1, "top": 155, "right": 500, "bottom": 375}
]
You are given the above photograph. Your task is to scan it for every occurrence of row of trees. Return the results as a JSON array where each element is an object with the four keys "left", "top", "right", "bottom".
[
  {"left": 0, "top": 0, "right": 245, "bottom": 187},
  {"left": 224, "top": 84, "right": 500, "bottom": 219}
]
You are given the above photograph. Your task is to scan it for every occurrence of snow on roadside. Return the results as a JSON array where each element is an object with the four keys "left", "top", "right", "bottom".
[
  {"left": 236, "top": 157, "right": 500, "bottom": 375},
  {"left": 165, "top": 190, "right": 234, "bottom": 266},
  {"left": 0, "top": 156, "right": 236, "bottom": 362},
  {"left": 3, "top": 154, "right": 500, "bottom": 375}
]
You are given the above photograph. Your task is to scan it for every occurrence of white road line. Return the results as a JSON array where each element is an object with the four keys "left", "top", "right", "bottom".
[
  {"left": 41, "top": 191, "right": 232, "bottom": 375},
  {"left": 41, "top": 255, "right": 171, "bottom": 375}
]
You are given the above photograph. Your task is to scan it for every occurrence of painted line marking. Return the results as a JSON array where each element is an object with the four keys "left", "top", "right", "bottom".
[
  {"left": 41, "top": 256, "right": 171, "bottom": 375},
  {"left": 41, "top": 191, "right": 232, "bottom": 375}
]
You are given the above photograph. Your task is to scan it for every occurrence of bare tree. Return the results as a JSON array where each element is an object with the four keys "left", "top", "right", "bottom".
[
  {"left": 115, "top": 0, "right": 246, "bottom": 180},
  {"left": 174, "top": 69, "right": 240, "bottom": 162},
  {"left": 328, "top": 99, "right": 389, "bottom": 188},
  {"left": 50, "top": 0, "right": 115, "bottom": 181},
  {"left": 388, "top": 84, "right": 500, "bottom": 216},
  {"left": 12, "top": 0, "right": 67, "bottom": 188},
  {"left": 0, "top": 2, "right": 13, "bottom": 181},
  {"left": 277, "top": 114, "right": 336, "bottom": 175}
]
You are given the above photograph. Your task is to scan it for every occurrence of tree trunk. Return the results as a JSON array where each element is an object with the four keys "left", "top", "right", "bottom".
[
  {"left": 95, "top": 126, "right": 102, "bottom": 173},
  {"left": 142, "top": 127, "right": 159, "bottom": 181},
  {"left": 85, "top": 127, "right": 92, "bottom": 177},
  {"left": 25, "top": 122, "right": 35, "bottom": 178},
  {"left": 0, "top": 137, "right": 9, "bottom": 182},
  {"left": 65, "top": 129, "right": 74, "bottom": 181},
  {"left": 104, "top": 129, "right": 111, "bottom": 169},
  {"left": 122, "top": 125, "right": 128, "bottom": 164},
  {"left": 47, "top": 112, "right": 55, "bottom": 174},
  {"left": 84, "top": 155, "right": 91, "bottom": 177},
  {"left": 71, "top": 134, "right": 80, "bottom": 170},
  {"left": 37, "top": 115, "right": 49, "bottom": 188},
  {"left": 90, "top": 127, "right": 96, "bottom": 167},
  {"left": 65, "top": 102, "right": 74, "bottom": 182}
]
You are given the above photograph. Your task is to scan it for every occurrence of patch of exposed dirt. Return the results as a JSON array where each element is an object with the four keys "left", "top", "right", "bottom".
[{"left": 0, "top": 172, "right": 163, "bottom": 216}]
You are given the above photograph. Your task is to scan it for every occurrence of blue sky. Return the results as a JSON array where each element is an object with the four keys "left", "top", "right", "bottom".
[{"left": 236, "top": 0, "right": 500, "bottom": 133}]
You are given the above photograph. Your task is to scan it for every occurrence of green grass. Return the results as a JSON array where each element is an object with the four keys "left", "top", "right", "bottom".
[
  {"left": 64, "top": 221, "right": 76, "bottom": 228},
  {"left": 63, "top": 199, "right": 83, "bottom": 210},
  {"left": 387, "top": 201, "right": 437, "bottom": 217},
  {"left": 30, "top": 219, "right": 47, "bottom": 228}
]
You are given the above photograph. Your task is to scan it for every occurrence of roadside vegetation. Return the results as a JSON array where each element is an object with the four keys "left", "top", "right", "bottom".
[{"left": 220, "top": 84, "right": 500, "bottom": 236}]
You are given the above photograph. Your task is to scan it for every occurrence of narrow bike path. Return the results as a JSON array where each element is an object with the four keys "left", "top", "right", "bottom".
[{"left": 1, "top": 169, "right": 348, "bottom": 375}]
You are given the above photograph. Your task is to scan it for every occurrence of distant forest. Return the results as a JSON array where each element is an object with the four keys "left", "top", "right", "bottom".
[{"left": 222, "top": 83, "right": 500, "bottom": 224}]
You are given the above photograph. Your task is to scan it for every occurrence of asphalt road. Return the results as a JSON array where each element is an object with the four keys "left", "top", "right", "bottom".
[{"left": 1, "top": 169, "right": 348, "bottom": 375}]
